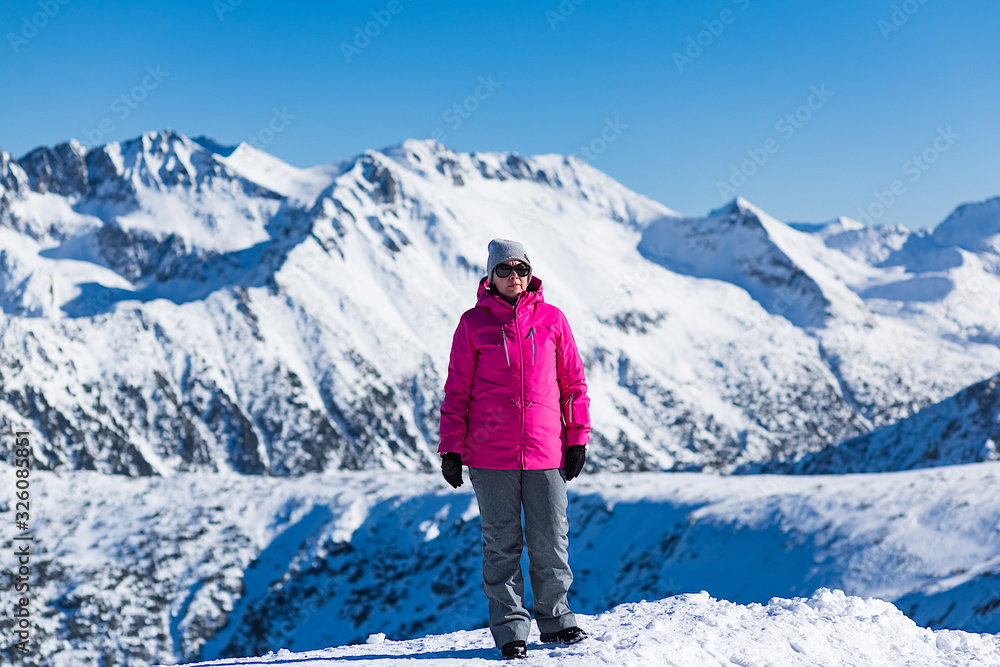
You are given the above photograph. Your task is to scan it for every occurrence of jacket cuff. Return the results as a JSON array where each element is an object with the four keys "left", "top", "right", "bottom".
[
  {"left": 564, "top": 429, "right": 588, "bottom": 448},
  {"left": 438, "top": 441, "right": 464, "bottom": 455}
]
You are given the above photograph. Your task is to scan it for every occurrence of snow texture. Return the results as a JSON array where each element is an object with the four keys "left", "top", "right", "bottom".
[{"left": 163, "top": 589, "right": 1000, "bottom": 666}]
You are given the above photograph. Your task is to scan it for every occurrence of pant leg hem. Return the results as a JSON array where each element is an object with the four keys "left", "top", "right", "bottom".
[
  {"left": 535, "top": 612, "right": 577, "bottom": 634},
  {"left": 491, "top": 623, "right": 531, "bottom": 649}
]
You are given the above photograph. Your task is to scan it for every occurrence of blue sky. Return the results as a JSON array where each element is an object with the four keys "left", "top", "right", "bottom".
[{"left": 1, "top": 0, "right": 997, "bottom": 230}]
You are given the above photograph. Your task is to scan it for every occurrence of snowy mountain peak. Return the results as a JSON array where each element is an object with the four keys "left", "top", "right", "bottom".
[
  {"left": 931, "top": 195, "right": 1000, "bottom": 254},
  {"left": 638, "top": 195, "right": 869, "bottom": 328},
  {"left": 380, "top": 137, "right": 452, "bottom": 166},
  {"left": 0, "top": 147, "right": 30, "bottom": 195},
  {"left": 833, "top": 215, "right": 865, "bottom": 231},
  {"left": 706, "top": 196, "right": 798, "bottom": 239},
  {"left": 31, "top": 128, "right": 274, "bottom": 204},
  {"left": 18, "top": 138, "right": 90, "bottom": 198},
  {"left": 366, "top": 137, "right": 678, "bottom": 229},
  {"left": 793, "top": 216, "right": 913, "bottom": 265},
  {"left": 108, "top": 128, "right": 228, "bottom": 191},
  {"left": 375, "top": 138, "right": 546, "bottom": 188},
  {"left": 191, "top": 134, "right": 240, "bottom": 157},
  {"left": 708, "top": 195, "right": 757, "bottom": 218},
  {"left": 790, "top": 216, "right": 866, "bottom": 238}
]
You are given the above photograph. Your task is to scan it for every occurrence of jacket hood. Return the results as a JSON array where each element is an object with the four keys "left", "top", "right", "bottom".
[{"left": 476, "top": 275, "right": 544, "bottom": 310}]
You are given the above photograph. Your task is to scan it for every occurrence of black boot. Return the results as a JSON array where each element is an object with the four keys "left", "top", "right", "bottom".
[
  {"left": 501, "top": 640, "right": 527, "bottom": 659},
  {"left": 539, "top": 626, "right": 588, "bottom": 645}
]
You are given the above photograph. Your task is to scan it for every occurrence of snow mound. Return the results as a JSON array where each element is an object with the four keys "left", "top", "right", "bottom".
[{"left": 166, "top": 589, "right": 1000, "bottom": 666}]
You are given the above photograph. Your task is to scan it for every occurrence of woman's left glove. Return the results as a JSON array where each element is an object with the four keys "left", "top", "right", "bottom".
[
  {"left": 441, "top": 453, "right": 464, "bottom": 488},
  {"left": 564, "top": 445, "right": 586, "bottom": 481}
]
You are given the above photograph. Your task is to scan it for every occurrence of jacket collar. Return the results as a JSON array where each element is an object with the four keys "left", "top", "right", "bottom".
[{"left": 476, "top": 275, "right": 544, "bottom": 314}]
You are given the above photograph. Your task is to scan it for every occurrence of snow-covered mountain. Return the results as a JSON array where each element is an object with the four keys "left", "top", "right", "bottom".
[
  {"left": 763, "top": 371, "right": 1000, "bottom": 474},
  {"left": 2, "top": 130, "right": 1000, "bottom": 475},
  {"left": 932, "top": 196, "right": 1000, "bottom": 262},
  {"left": 5, "top": 462, "right": 1000, "bottom": 667}
]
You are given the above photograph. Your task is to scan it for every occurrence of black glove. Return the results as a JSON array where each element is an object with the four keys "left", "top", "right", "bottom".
[
  {"left": 441, "top": 453, "right": 463, "bottom": 488},
  {"left": 564, "top": 445, "right": 586, "bottom": 481}
]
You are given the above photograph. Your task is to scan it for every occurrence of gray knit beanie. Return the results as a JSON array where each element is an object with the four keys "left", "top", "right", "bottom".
[{"left": 486, "top": 238, "right": 531, "bottom": 282}]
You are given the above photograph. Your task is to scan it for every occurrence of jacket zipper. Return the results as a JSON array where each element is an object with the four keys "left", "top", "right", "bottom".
[
  {"left": 501, "top": 328, "right": 511, "bottom": 367},
  {"left": 526, "top": 326, "right": 535, "bottom": 365},
  {"left": 568, "top": 393, "right": 574, "bottom": 423},
  {"left": 514, "top": 313, "right": 525, "bottom": 469}
]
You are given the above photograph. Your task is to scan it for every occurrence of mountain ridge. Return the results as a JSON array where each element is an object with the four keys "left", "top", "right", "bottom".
[
  {"left": 2, "top": 130, "right": 1000, "bottom": 475},
  {"left": 760, "top": 371, "right": 1000, "bottom": 474}
]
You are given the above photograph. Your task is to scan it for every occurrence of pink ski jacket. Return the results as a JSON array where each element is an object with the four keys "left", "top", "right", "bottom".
[{"left": 439, "top": 275, "right": 591, "bottom": 469}]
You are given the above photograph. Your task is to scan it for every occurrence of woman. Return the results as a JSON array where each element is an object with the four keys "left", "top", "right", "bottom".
[{"left": 439, "top": 238, "right": 590, "bottom": 660}]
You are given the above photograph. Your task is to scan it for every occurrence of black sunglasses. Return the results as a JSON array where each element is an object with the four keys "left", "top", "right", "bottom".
[{"left": 493, "top": 263, "right": 530, "bottom": 278}]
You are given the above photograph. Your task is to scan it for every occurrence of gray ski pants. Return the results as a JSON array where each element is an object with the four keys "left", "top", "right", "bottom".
[{"left": 469, "top": 467, "right": 577, "bottom": 648}]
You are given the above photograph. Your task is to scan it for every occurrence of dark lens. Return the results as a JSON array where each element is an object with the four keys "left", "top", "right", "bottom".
[{"left": 494, "top": 263, "right": 529, "bottom": 278}]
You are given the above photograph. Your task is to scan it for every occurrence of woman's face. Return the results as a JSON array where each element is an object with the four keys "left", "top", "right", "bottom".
[{"left": 492, "top": 260, "right": 529, "bottom": 299}]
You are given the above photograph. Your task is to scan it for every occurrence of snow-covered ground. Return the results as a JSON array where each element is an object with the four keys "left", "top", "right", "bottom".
[
  {"left": 167, "top": 590, "right": 1000, "bottom": 666},
  {"left": 164, "top": 589, "right": 1000, "bottom": 667},
  {"left": 5, "top": 462, "right": 1000, "bottom": 666}
]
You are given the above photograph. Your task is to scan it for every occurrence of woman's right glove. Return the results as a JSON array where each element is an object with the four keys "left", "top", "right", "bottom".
[
  {"left": 564, "top": 445, "right": 586, "bottom": 481},
  {"left": 441, "top": 453, "right": 464, "bottom": 488}
]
